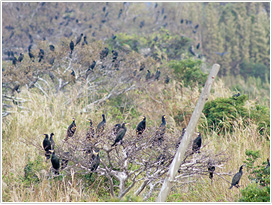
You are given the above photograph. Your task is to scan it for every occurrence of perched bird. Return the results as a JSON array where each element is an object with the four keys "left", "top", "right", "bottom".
[
  {"left": 208, "top": 161, "right": 215, "bottom": 180},
  {"left": 113, "top": 123, "right": 122, "bottom": 135},
  {"left": 70, "top": 40, "right": 74, "bottom": 55},
  {"left": 89, "top": 148, "right": 100, "bottom": 177},
  {"left": 90, "top": 60, "right": 96, "bottom": 70},
  {"left": 86, "top": 119, "right": 95, "bottom": 140},
  {"left": 112, "top": 50, "right": 118, "bottom": 62},
  {"left": 75, "top": 33, "right": 83, "bottom": 46},
  {"left": 189, "top": 45, "right": 196, "bottom": 56},
  {"left": 154, "top": 68, "right": 161, "bottom": 81},
  {"left": 146, "top": 70, "right": 151, "bottom": 81},
  {"left": 28, "top": 51, "right": 35, "bottom": 61},
  {"left": 18, "top": 53, "right": 24, "bottom": 62},
  {"left": 50, "top": 133, "right": 55, "bottom": 151},
  {"left": 216, "top": 51, "right": 228, "bottom": 57},
  {"left": 140, "top": 63, "right": 145, "bottom": 71},
  {"left": 194, "top": 24, "right": 199, "bottom": 29},
  {"left": 43, "top": 134, "right": 51, "bottom": 159},
  {"left": 165, "top": 76, "right": 170, "bottom": 84},
  {"left": 65, "top": 117, "right": 76, "bottom": 140},
  {"left": 229, "top": 165, "right": 244, "bottom": 189},
  {"left": 180, "top": 19, "right": 184, "bottom": 24},
  {"left": 111, "top": 123, "right": 128, "bottom": 146},
  {"left": 118, "top": 9, "right": 123, "bottom": 19},
  {"left": 12, "top": 56, "right": 17, "bottom": 65},
  {"left": 28, "top": 45, "right": 32, "bottom": 53},
  {"left": 232, "top": 93, "right": 240, "bottom": 98},
  {"left": 136, "top": 116, "right": 146, "bottom": 137},
  {"left": 176, "top": 128, "right": 186, "bottom": 150},
  {"left": 38, "top": 49, "right": 45, "bottom": 62},
  {"left": 139, "top": 21, "right": 145, "bottom": 28},
  {"left": 265, "top": 158, "right": 270, "bottom": 169},
  {"left": 71, "top": 70, "right": 75, "bottom": 83},
  {"left": 100, "top": 47, "right": 109, "bottom": 60},
  {"left": 157, "top": 153, "right": 167, "bottom": 165},
  {"left": 49, "top": 71, "right": 55, "bottom": 82},
  {"left": 192, "top": 132, "right": 202, "bottom": 153},
  {"left": 102, "top": 6, "right": 106, "bottom": 12},
  {"left": 196, "top": 43, "right": 200, "bottom": 50},
  {"left": 82, "top": 35, "right": 88, "bottom": 45},
  {"left": 155, "top": 115, "right": 166, "bottom": 145},
  {"left": 51, "top": 151, "right": 60, "bottom": 175},
  {"left": 97, "top": 114, "right": 106, "bottom": 134},
  {"left": 61, "top": 152, "right": 70, "bottom": 170},
  {"left": 133, "top": 69, "right": 137, "bottom": 76},
  {"left": 49, "top": 44, "right": 55, "bottom": 52}
]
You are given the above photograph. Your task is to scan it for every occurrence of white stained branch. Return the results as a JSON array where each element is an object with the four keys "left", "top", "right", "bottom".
[{"left": 156, "top": 64, "right": 220, "bottom": 202}]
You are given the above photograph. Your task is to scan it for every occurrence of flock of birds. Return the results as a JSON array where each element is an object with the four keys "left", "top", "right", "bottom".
[{"left": 40, "top": 110, "right": 261, "bottom": 190}]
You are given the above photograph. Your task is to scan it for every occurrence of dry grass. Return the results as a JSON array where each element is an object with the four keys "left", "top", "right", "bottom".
[{"left": 2, "top": 79, "right": 270, "bottom": 202}]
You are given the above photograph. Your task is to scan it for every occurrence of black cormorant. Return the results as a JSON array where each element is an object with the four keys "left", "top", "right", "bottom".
[
  {"left": 229, "top": 165, "right": 244, "bottom": 189},
  {"left": 111, "top": 123, "right": 128, "bottom": 146},
  {"left": 192, "top": 132, "right": 201, "bottom": 153}
]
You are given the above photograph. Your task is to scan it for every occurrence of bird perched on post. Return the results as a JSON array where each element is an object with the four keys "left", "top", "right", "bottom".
[
  {"left": 155, "top": 115, "right": 166, "bottom": 145},
  {"left": 50, "top": 133, "right": 55, "bottom": 151},
  {"left": 111, "top": 123, "right": 128, "bottom": 146},
  {"left": 65, "top": 118, "right": 76, "bottom": 141},
  {"left": 136, "top": 116, "right": 146, "bottom": 137},
  {"left": 89, "top": 148, "right": 100, "bottom": 177},
  {"left": 51, "top": 151, "right": 60, "bottom": 175},
  {"left": 70, "top": 40, "right": 74, "bottom": 55},
  {"left": 86, "top": 119, "right": 95, "bottom": 140},
  {"left": 176, "top": 128, "right": 186, "bottom": 150},
  {"left": 97, "top": 114, "right": 106, "bottom": 135},
  {"left": 192, "top": 132, "right": 202, "bottom": 153},
  {"left": 43, "top": 134, "right": 51, "bottom": 159},
  {"left": 75, "top": 33, "right": 83, "bottom": 46},
  {"left": 154, "top": 68, "right": 161, "bottom": 81},
  {"left": 229, "top": 165, "right": 244, "bottom": 189}
]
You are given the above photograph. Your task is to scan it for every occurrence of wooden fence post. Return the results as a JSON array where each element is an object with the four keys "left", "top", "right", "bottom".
[{"left": 156, "top": 64, "right": 220, "bottom": 202}]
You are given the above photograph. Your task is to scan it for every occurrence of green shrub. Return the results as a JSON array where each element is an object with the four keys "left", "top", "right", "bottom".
[
  {"left": 202, "top": 95, "right": 270, "bottom": 136},
  {"left": 239, "top": 150, "right": 270, "bottom": 202},
  {"left": 239, "top": 183, "right": 270, "bottom": 202},
  {"left": 168, "top": 58, "right": 207, "bottom": 87},
  {"left": 202, "top": 94, "right": 248, "bottom": 132},
  {"left": 249, "top": 104, "right": 270, "bottom": 136},
  {"left": 23, "top": 155, "right": 47, "bottom": 185}
]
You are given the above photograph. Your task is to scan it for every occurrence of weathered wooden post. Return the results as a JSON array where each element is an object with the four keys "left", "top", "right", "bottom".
[{"left": 156, "top": 64, "right": 220, "bottom": 202}]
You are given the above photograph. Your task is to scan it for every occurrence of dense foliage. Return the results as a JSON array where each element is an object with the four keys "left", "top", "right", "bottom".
[
  {"left": 239, "top": 150, "right": 270, "bottom": 202},
  {"left": 202, "top": 95, "right": 270, "bottom": 136}
]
